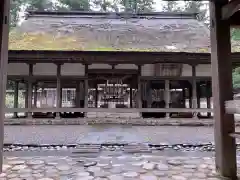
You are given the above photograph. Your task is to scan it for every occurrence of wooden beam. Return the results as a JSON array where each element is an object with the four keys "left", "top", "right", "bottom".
[
  {"left": 210, "top": 0, "right": 237, "bottom": 178},
  {"left": 229, "top": 11, "right": 240, "bottom": 26},
  {"left": 0, "top": 0, "right": 10, "bottom": 172},
  {"left": 222, "top": 0, "right": 240, "bottom": 20}
]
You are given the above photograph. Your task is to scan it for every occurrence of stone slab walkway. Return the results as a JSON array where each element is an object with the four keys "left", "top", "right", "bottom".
[
  {"left": 4, "top": 125, "right": 218, "bottom": 145},
  {"left": 0, "top": 153, "right": 227, "bottom": 180}
]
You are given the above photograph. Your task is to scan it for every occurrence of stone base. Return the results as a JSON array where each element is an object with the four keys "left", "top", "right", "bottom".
[
  {"left": 3, "top": 117, "right": 228, "bottom": 126},
  {"left": 86, "top": 112, "right": 141, "bottom": 118}
]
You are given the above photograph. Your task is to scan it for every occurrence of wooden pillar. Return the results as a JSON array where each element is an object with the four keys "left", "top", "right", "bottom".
[
  {"left": 95, "top": 82, "right": 98, "bottom": 108},
  {"left": 33, "top": 84, "right": 37, "bottom": 108},
  {"left": 130, "top": 84, "right": 133, "bottom": 108},
  {"left": 75, "top": 81, "right": 81, "bottom": 108},
  {"left": 84, "top": 65, "right": 89, "bottom": 116},
  {"left": 210, "top": 0, "right": 237, "bottom": 178},
  {"left": 165, "top": 80, "right": 170, "bottom": 118},
  {"left": 13, "top": 81, "right": 19, "bottom": 118},
  {"left": 56, "top": 64, "right": 62, "bottom": 118},
  {"left": 27, "top": 64, "right": 33, "bottom": 117},
  {"left": 0, "top": 0, "right": 10, "bottom": 172},
  {"left": 207, "top": 81, "right": 211, "bottom": 118},
  {"left": 192, "top": 65, "right": 197, "bottom": 108},
  {"left": 137, "top": 65, "right": 142, "bottom": 108},
  {"left": 192, "top": 65, "right": 197, "bottom": 117},
  {"left": 182, "top": 88, "right": 186, "bottom": 108}
]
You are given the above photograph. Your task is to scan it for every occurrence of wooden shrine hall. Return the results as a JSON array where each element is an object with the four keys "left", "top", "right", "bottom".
[
  {"left": 5, "top": 11, "right": 220, "bottom": 119},
  {"left": 1, "top": 0, "right": 240, "bottom": 179}
]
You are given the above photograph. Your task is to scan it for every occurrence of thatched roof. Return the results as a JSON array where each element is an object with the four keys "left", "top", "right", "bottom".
[{"left": 9, "top": 11, "right": 213, "bottom": 52}]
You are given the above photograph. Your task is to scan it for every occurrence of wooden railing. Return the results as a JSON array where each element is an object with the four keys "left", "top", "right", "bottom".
[
  {"left": 225, "top": 100, "right": 240, "bottom": 138},
  {"left": 225, "top": 100, "right": 240, "bottom": 114},
  {"left": 5, "top": 108, "right": 213, "bottom": 113}
]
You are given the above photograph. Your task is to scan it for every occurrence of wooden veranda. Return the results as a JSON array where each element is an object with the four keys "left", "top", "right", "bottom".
[{"left": 1, "top": 0, "right": 240, "bottom": 179}]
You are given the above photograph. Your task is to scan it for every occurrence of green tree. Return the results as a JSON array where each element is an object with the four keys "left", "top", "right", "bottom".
[
  {"left": 10, "top": 0, "right": 26, "bottom": 28},
  {"left": 184, "top": 1, "right": 208, "bottom": 22},
  {"left": 233, "top": 67, "right": 240, "bottom": 90},
  {"left": 58, "top": 0, "right": 90, "bottom": 11},
  {"left": 120, "top": 0, "right": 154, "bottom": 13},
  {"left": 26, "top": 0, "right": 55, "bottom": 11},
  {"left": 162, "top": 1, "right": 180, "bottom": 12}
]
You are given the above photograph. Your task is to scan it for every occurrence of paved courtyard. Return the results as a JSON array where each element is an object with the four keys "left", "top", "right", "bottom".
[
  {"left": 4, "top": 125, "right": 217, "bottom": 145},
  {"left": 0, "top": 153, "right": 226, "bottom": 180}
]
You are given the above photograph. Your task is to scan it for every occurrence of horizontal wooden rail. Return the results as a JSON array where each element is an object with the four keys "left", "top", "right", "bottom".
[
  {"left": 225, "top": 100, "right": 240, "bottom": 114},
  {"left": 6, "top": 108, "right": 213, "bottom": 113}
]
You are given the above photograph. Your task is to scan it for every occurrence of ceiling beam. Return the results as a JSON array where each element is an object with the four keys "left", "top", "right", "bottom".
[
  {"left": 222, "top": 0, "right": 240, "bottom": 20},
  {"left": 229, "top": 11, "right": 240, "bottom": 26}
]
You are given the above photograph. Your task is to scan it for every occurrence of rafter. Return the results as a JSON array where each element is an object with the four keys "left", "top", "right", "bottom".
[{"left": 222, "top": 0, "right": 240, "bottom": 20}]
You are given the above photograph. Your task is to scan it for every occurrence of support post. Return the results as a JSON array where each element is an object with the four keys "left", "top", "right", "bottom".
[
  {"left": 207, "top": 81, "right": 212, "bottom": 118},
  {"left": 210, "top": 0, "right": 237, "bottom": 178},
  {"left": 0, "top": 0, "right": 10, "bottom": 172},
  {"left": 56, "top": 64, "right": 62, "bottom": 118},
  {"left": 130, "top": 85, "right": 133, "bottom": 108},
  {"left": 13, "top": 81, "right": 19, "bottom": 118},
  {"left": 75, "top": 81, "right": 81, "bottom": 108},
  {"left": 137, "top": 65, "right": 142, "bottom": 108},
  {"left": 84, "top": 65, "right": 89, "bottom": 116},
  {"left": 27, "top": 64, "right": 33, "bottom": 117},
  {"left": 33, "top": 83, "right": 37, "bottom": 108},
  {"left": 165, "top": 80, "right": 170, "bottom": 118},
  {"left": 95, "top": 82, "right": 98, "bottom": 108},
  {"left": 192, "top": 65, "right": 198, "bottom": 117}
]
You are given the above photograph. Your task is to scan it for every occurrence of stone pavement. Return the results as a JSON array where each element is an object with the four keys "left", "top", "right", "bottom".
[
  {"left": 4, "top": 125, "right": 218, "bottom": 145},
  {"left": 0, "top": 153, "right": 225, "bottom": 180}
]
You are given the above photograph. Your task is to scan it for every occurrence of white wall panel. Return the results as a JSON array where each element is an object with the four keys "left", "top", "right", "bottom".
[
  {"left": 196, "top": 64, "right": 211, "bottom": 76},
  {"left": 33, "top": 63, "right": 57, "bottom": 75},
  {"left": 181, "top": 64, "right": 192, "bottom": 76},
  {"left": 89, "top": 64, "right": 111, "bottom": 69},
  {"left": 8, "top": 63, "right": 29, "bottom": 75},
  {"left": 141, "top": 64, "right": 154, "bottom": 76},
  {"left": 115, "top": 64, "right": 137, "bottom": 69},
  {"left": 61, "top": 63, "right": 85, "bottom": 76}
]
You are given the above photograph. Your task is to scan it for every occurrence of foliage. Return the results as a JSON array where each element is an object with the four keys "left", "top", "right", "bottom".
[
  {"left": 25, "top": 0, "right": 55, "bottom": 11},
  {"left": 162, "top": 1, "right": 181, "bottom": 12},
  {"left": 58, "top": 0, "right": 90, "bottom": 11},
  {"left": 232, "top": 67, "right": 240, "bottom": 90},
  {"left": 231, "top": 28, "right": 240, "bottom": 41},
  {"left": 119, "top": 0, "right": 154, "bottom": 12},
  {"left": 5, "top": 92, "right": 25, "bottom": 108},
  {"left": 10, "top": 0, "right": 25, "bottom": 28},
  {"left": 183, "top": 1, "right": 208, "bottom": 22}
]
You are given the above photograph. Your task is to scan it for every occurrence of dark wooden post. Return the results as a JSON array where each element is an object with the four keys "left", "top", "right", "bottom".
[
  {"left": 137, "top": 65, "right": 142, "bottom": 109},
  {"left": 84, "top": 65, "right": 89, "bottom": 116},
  {"left": 33, "top": 83, "right": 37, "bottom": 108},
  {"left": 56, "top": 64, "right": 62, "bottom": 118},
  {"left": 192, "top": 65, "right": 197, "bottom": 117},
  {"left": 27, "top": 64, "right": 33, "bottom": 117},
  {"left": 0, "top": 0, "right": 10, "bottom": 172},
  {"left": 165, "top": 80, "right": 170, "bottom": 118},
  {"left": 206, "top": 81, "right": 212, "bottom": 118},
  {"left": 13, "top": 81, "right": 19, "bottom": 118},
  {"left": 75, "top": 81, "right": 81, "bottom": 108},
  {"left": 130, "top": 83, "right": 133, "bottom": 108},
  {"left": 95, "top": 82, "right": 98, "bottom": 108},
  {"left": 210, "top": 0, "right": 237, "bottom": 178}
]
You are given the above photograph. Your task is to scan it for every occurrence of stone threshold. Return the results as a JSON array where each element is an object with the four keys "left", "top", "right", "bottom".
[{"left": 3, "top": 117, "right": 232, "bottom": 126}]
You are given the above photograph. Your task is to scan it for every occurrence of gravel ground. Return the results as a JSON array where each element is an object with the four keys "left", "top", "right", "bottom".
[{"left": 3, "top": 125, "right": 223, "bottom": 145}]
